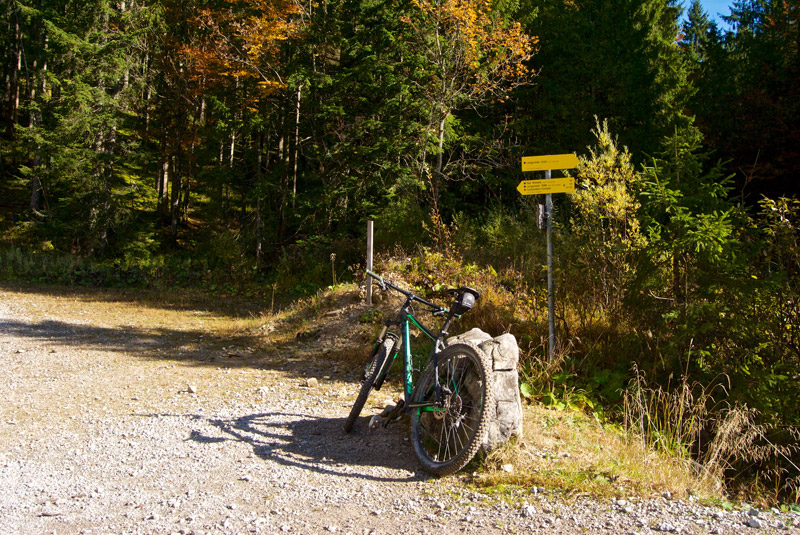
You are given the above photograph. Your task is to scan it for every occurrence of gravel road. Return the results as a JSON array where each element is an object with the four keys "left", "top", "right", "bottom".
[{"left": 1, "top": 286, "right": 798, "bottom": 535}]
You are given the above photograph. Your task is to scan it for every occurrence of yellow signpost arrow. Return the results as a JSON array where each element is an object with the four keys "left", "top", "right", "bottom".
[
  {"left": 521, "top": 153, "right": 579, "bottom": 172},
  {"left": 517, "top": 152, "right": 578, "bottom": 363},
  {"left": 516, "top": 176, "right": 575, "bottom": 195}
]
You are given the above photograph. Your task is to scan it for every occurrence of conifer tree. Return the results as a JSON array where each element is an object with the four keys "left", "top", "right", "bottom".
[
  {"left": 691, "top": 0, "right": 800, "bottom": 197},
  {"left": 5, "top": 0, "right": 153, "bottom": 253},
  {"left": 681, "top": 0, "right": 714, "bottom": 64},
  {"left": 517, "top": 0, "right": 695, "bottom": 159}
]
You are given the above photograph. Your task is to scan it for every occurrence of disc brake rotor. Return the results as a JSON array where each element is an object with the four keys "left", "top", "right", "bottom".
[
  {"left": 432, "top": 393, "right": 464, "bottom": 423},
  {"left": 447, "top": 394, "right": 463, "bottom": 424}
]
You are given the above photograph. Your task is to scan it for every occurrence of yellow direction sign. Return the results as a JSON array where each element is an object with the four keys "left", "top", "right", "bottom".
[
  {"left": 517, "top": 177, "right": 575, "bottom": 195},
  {"left": 521, "top": 153, "right": 579, "bottom": 172}
]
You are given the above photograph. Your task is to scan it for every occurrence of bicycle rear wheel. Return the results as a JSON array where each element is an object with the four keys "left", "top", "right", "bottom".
[
  {"left": 410, "top": 343, "right": 492, "bottom": 476},
  {"left": 343, "top": 337, "right": 395, "bottom": 432}
]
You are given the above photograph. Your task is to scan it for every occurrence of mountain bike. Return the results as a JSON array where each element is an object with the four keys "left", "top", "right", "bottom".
[{"left": 343, "top": 270, "right": 493, "bottom": 476}]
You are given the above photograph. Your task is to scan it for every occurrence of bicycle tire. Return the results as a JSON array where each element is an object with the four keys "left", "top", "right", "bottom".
[
  {"left": 410, "top": 343, "right": 493, "bottom": 476},
  {"left": 343, "top": 337, "right": 394, "bottom": 432}
]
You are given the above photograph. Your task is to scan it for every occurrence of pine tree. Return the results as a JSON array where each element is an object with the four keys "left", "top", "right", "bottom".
[
  {"left": 681, "top": 0, "right": 714, "bottom": 64},
  {"left": 517, "top": 0, "right": 695, "bottom": 159},
  {"left": 5, "top": 0, "right": 155, "bottom": 253},
  {"left": 699, "top": 0, "right": 800, "bottom": 197},
  {"left": 297, "top": 0, "right": 430, "bottom": 236}
]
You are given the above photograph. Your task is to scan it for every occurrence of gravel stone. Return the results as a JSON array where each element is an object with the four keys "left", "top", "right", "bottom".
[
  {"left": 305, "top": 377, "right": 320, "bottom": 388},
  {"left": 521, "top": 505, "right": 536, "bottom": 517}
]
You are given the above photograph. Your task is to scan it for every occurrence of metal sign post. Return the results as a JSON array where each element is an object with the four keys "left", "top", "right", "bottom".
[
  {"left": 545, "top": 171, "right": 555, "bottom": 363},
  {"left": 518, "top": 154, "right": 577, "bottom": 361}
]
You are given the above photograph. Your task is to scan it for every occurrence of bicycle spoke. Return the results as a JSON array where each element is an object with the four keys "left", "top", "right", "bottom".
[
  {"left": 447, "top": 422, "right": 463, "bottom": 460},
  {"left": 437, "top": 417, "right": 447, "bottom": 461},
  {"left": 455, "top": 358, "right": 475, "bottom": 396},
  {"left": 453, "top": 418, "right": 474, "bottom": 453},
  {"left": 420, "top": 354, "right": 483, "bottom": 463}
]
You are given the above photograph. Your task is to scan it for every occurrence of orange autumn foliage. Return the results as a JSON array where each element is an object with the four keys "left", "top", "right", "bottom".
[{"left": 180, "top": 0, "right": 301, "bottom": 95}]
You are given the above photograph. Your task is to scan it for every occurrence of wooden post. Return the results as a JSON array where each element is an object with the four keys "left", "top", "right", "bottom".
[{"left": 366, "top": 220, "right": 374, "bottom": 305}]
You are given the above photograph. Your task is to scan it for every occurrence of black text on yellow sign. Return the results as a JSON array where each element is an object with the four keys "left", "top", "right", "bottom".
[
  {"left": 521, "top": 153, "right": 579, "bottom": 172},
  {"left": 516, "top": 177, "right": 575, "bottom": 195}
]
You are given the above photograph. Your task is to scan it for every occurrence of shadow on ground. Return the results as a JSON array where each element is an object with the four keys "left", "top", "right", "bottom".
[
  {"left": 0, "top": 282, "right": 271, "bottom": 318},
  {"left": 188, "top": 411, "right": 427, "bottom": 483},
  {"left": 0, "top": 314, "right": 363, "bottom": 384}
]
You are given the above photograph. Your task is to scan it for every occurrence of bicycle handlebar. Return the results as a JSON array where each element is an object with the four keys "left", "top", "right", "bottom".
[{"left": 366, "top": 270, "right": 445, "bottom": 313}]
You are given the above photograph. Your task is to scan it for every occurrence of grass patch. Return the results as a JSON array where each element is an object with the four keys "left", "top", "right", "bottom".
[{"left": 474, "top": 404, "right": 725, "bottom": 501}]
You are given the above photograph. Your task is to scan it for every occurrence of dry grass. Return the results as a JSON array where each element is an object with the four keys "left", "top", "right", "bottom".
[{"left": 472, "top": 403, "right": 725, "bottom": 501}]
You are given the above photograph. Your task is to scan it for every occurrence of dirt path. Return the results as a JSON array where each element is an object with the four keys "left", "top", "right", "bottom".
[
  {"left": 2, "top": 285, "right": 797, "bottom": 535},
  {"left": 0, "top": 286, "right": 498, "bottom": 535}
]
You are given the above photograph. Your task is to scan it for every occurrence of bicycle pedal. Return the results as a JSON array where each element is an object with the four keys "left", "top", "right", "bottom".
[
  {"left": 380, "top": 399, "right": 405, "bottom": 427},
  {"left": 378, "top": 403, "right": 396, "bottom": 417}
]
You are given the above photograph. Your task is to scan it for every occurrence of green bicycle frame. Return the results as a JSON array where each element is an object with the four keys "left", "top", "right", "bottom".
[
  {"left": 366, "top": 269, "right": 461, "bottom": 414},
  {"left": 380, "top": 310, "right": 446, "bottom": 411}
]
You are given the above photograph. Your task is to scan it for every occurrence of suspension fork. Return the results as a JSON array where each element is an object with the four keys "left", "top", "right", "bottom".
[
  {"left": 402, "top": 319, "right": 413, "bottom": 399},
  {"left": 372, "top": 319, "right": 401, "bottom": 390}
]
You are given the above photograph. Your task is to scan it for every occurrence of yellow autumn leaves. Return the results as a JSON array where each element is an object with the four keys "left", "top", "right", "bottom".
[{"left": 410, "top": 0, "right": 536, "bottom": 89}]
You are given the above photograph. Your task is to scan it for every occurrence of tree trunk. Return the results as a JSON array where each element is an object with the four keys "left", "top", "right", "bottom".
[
  {"left": 436, "top": 111, "right": 447, "bottom": 177},
  {"left": 29, "top": 160, "right": 42, "bottom": 212},
  {"left": 213, "top": 141, "right": 223, "bottom": 212},
  {"left": 7, "top": 7, "right": 21, "bottom": 134},
  {"left": 181, "top": 171, "right": 190, "bottom": 222},
  {"left": 277, "top": 102, "right": 289, "bottom": 244},
  {"left": 28, "top": 26, "right": 47, "bottom": 214},
  {"left": 431, "top": 109, "right": 449, "bottom": 209},
  {"left": 672, "top": 248, "right": 684, "bottom": 309},
  {"left": 158, "top": 153, "right": 169, "bottom": 220},
  {"left": 170, "top": 153, "right": 182, "bottom": 241},
  {"left": 255, "top": 132, "right": 264, "bottom": 264},
  {"left": 292, "top": 84, "right": 302, "bottom": 208}
]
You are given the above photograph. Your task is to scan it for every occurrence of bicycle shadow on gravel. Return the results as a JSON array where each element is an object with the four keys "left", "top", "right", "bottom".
[{"left": 189, "top": 410, "right": 429, "bottom": 483}]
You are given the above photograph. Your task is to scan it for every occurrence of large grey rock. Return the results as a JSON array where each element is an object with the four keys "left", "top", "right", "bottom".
[
  {"left": 446, "top": 328, "right": 523, "bottom": 452},
  {"left": 478, "top": 333, "right": 520, "bottom": 371},
  {"left": 447, "top": 327, "right": 492, "bottom": 346}
]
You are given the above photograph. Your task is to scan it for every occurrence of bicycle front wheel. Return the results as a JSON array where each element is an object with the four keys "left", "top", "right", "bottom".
[
  {"left": 410, "top": 343, "right": 493, "bottom": 476},
  {"left": 343, "top": 337, "right": 395, "bottom": 432}
]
